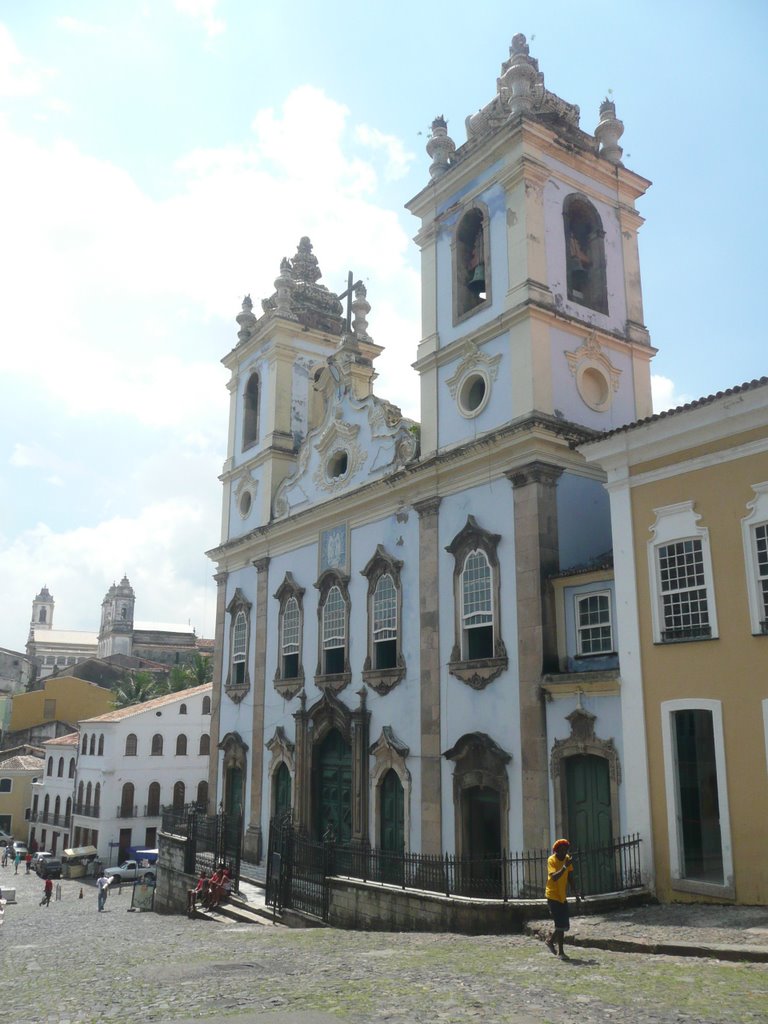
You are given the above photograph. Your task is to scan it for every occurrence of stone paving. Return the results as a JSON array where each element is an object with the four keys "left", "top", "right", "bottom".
[{"left": 1, "top": 867, "right": 767, "bottom": 1024}]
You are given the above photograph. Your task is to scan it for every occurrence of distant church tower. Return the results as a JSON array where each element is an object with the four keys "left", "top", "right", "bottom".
[
  {"left": 97, "top": 576, "right": 136, "bottom": 658},
  {"left": 30, "top": 586, "right": 55, "bottom": 632}
]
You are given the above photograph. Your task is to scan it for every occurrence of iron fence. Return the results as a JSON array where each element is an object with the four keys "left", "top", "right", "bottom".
[
  {"left": 266, "top": 818, "right": 642, "bottom": 922},
  {"left": 162, "top": 803, "right": 242, "bottom": 894}
]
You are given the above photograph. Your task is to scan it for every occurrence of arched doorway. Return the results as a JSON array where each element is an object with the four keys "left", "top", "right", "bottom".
[
  {"left": 462, "top": 786, "right": 502, "bottom": 861},
  {"left": 225, "top": 766, "right": 243, "bottom": 816},
  {"left": 274, "top": 763, "right": 291, "bottom": 821},
  {"left": 314, "top": 728, "right": 351, "bottom": 842},
  {"left": 379, "top": 769, "right": 404, "bottom": 854}
]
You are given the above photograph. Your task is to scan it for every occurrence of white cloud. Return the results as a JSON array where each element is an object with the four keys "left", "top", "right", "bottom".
[
  {"left": 173, "top": 0, "right": 225, "bottom": 37},
  {"left": 54, "top": 17, "right": 107, "bottom": 37},
  {"left": 651, "top": 375, "right": 693, "bottom": 414},
  {"left": 0, "top": 24, "right": 50, "bottom": 97},
  {"left": 355, "top": 124, "right": 415, "bottom": 181}
]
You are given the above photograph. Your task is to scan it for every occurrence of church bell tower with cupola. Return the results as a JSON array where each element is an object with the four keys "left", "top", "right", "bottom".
[
  {"left": 97, "top": 575, "right": 136, "bottom": 658},
  {"left": 30, "top": 585, "right": 55, "bottom": 633},
  {"left": 407, "top": 33, "right": 655, "bottom": 458}
]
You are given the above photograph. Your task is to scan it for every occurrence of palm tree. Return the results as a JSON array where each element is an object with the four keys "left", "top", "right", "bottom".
[
  {"left": 112, "top": 670, "right": 161, "bottom": 709},
  {"left": 187, "top": 653, "right": 213, "bottom": 686}
]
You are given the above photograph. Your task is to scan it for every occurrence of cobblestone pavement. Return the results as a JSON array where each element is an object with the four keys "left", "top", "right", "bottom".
[{"left": 1, "top": 869, "right": 766, "bottom": 1024}]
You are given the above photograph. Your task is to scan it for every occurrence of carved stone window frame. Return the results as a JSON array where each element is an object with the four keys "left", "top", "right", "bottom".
[
  {"left": 446, "top": 515, "right": 508, "bottom": 688},
  {"left": 314, "top": 569, "right": 352, "bottom": 694},
  {"left": 452, "top": 201, "right": 492, "bottom": 326},
  {"left": 549, "top": 707, "right": 621, "bottom": 843},
  {"left": 273, "top": 572, "right": 306, "bottom": 700},
  {"left": 361, "top": 545, "right": 405, "bottom": 695},
  {"left": 369, "top": 726, "right": 411, "bottom": 850},
  {"left": 443, "top": 732, "right": 511, "bottom": 859},
  {"left": 266, "top": 726, "right": 296, "bottom": 819},
  {"left": 225, "top": 588, "right": 252, "bottom": 704}
]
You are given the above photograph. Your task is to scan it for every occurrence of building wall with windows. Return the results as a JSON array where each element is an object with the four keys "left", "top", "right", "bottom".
[
  {"left": 0, "top": 753, "right": 44, "bottom": 839},
  {"left": 28, "top": 732, "right": 79, "bottom": 855},
  {"left": 72, "top": 684, "right": 212, "bottom": 862},
  {"left": 582, "top": 377, "right": 768, "bottom": 904},
  {"left": 207, "top": 36, "right": 656, "bottom": 876}
]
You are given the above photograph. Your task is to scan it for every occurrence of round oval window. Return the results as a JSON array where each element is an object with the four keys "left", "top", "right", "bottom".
[
  {"left": 239, "top": 491, "right": 252, "bottom": 517},
  {"left": 328, "top": 450, "right": 349, "bottom": 478},
  {"left": 579, "top": 367, "right": 610, "bottom": 410},
  {"left": 459, "top": 373, "right": 487, "bottom": 415}
]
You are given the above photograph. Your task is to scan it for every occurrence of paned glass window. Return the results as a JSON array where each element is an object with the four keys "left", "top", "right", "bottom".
[
  {"left": 461, "top": 550, "right": 493, "bottom": 659},
  {"left": 323, "top": 585, "right": 346, "bottom": 674},
  {"left": 658, "top": 538, "right": 710, "bottom": 641},
  {"left": 372, "top": 574, "right": 397, "bottom": 669},
  {"left": 282, "top": 596, "right": 300, "bottom": 679},
  {"left": 755, "top": 523, "right": 768, "bottom": 628},
  {"left": 576, "top": 592, "right": 613, "bottom": 654},
  {"left": 232, "top": 610, "right": 247, "bottom": 686}
]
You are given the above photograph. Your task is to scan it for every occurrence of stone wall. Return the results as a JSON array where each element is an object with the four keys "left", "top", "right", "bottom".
[
  {"left": 327, "top": 877, "right": 652, "bottom": 934},
  {"left": 154, "top": 831, "right": 195, "bottom": 914}
]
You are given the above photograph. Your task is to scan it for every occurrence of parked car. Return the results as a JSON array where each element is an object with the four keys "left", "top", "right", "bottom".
[
  {"left": 0, "top": 829, "right": 13, "bottom": 847},
  {"left": 103, "top": 860, "right": 156, "bottom": 884},
  {"left": 32, "top": 852, "right": 53, "bottom": 874},
  {"left": 38, "top": 859, "right": 62, "bottom": 880},
  {"left": 11, "top": 842, "right": 28, "bottom": 858}
]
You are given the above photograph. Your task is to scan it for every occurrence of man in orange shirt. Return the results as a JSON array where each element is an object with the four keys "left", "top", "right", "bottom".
[{"left": 544, "top": 838, "right": 581, "bottom": 958}]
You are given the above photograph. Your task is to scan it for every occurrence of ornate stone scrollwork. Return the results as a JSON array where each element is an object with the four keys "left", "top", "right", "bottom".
[{"left": 566, "top": 331, "right": 621, "bottom": 413}]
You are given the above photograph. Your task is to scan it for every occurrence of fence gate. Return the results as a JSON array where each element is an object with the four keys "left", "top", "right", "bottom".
[{"left": 266, "top": 817, "right": 330, "bottom": 922}]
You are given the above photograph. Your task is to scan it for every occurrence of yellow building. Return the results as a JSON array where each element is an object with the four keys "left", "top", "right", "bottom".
[
  {"left": 582, "top": 377, "right": 768, "bottom": 904},
  {"left": 9, "top": 676, "right": 113, "bottom": 741},
  {"left": 0, "top": 753, "right": 45, "bottom": 840}
]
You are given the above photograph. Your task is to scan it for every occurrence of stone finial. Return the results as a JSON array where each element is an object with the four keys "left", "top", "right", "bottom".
[
  {"left": 351, "top": 281, "right": 371, "bottom": 340},
  {"left": 426, "top": 115, "right": 455, "bottom": 179},
  {"left": 236, "top": 294, "right": 257, "bottom": 344},
  {"left": 595, "top": 98, "right": 624, "bottom": 164},
  {"left": 274, "top": 257, "right": 296, "bottom": 318},
  {"left": 502, "top": 33, "right": 538, "bottom": 116},
  {"left": 291, "top": 236, "right": 322, "bottom": 284}
]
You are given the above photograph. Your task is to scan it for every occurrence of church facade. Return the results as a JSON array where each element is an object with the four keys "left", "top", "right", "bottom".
[{"left": 206, "top": 35, "right": 655, "bottom": 872}]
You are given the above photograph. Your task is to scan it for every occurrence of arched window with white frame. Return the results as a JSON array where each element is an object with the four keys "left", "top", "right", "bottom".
[
  {"left": 314, "top": 570, "right": 351, "bottom": 690},
  {"left": 225, "top": 588, "right": 252, "bottom": 702}
]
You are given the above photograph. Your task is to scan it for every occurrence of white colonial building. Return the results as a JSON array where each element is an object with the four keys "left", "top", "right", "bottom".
[
  {"left": 29, "top": 732, "right": 79, "bottom": 855},
  {"left": 72, "top": 684, "right": 212, "bottom": 862},
  {"left": 205, "top": 35, "right": 655, "bottom": 875}
]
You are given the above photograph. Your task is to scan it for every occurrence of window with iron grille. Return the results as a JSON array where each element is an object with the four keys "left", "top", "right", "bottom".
[
  {"left": 576, "top": 592, "right": 613, "bottom": 654},
  {"left": 657, "top": 538, "right": 711, "bottom": 641}
]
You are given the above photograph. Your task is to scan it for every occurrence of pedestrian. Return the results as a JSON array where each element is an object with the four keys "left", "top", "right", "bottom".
[
  {"left": 1, "top": 846, "right": 8, "bottom": 868},
  {"left": 25, "top": 852, "right": 32, "bottom": 874},
  {"left": 544, "top": 838, "right": 581, "bottom": 959},
  {"left": 40, "top": 877, "right": 53, "bottom": 907},
  {"left": 96, "top": 869, "right": 111, "bottom": 911},
  {"left": 14, "top": 852, "right": 21, "bottom": 874}
]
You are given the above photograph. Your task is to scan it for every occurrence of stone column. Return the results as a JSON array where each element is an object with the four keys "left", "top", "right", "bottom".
[
  {"left": 292, "top": 691, "right": 311, "bottom": 833},
  {"left": 506, "top": 462, "right": 562, "bottom": 851},
  {"left": 351, "top": 687, "right": 371, "bottom": 845},
  {"left": 244, "top": 556, "right": 270, "bottom": 864},
  {"left": 207, "top": 570, "right": 229, "bottom": 814},
  {"left": 414, "top": 496, "right": 442, "bottom": 854}
]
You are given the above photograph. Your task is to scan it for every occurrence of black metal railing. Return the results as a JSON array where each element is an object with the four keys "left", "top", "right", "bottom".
[
  {"left": 73, "top": 803, "right": 100, "bottom": 818},
  {"left": 162, "top": 803, "right": 242, "bottom": 894},
  {"left": 266, "top": 819, "right": 643, "bottom": 921},
  {"left": 116, "top": 805, "right": 138, "bottom": 818},
  {"left": 30, "top": 811, "right": 72, "bottom": 827}
]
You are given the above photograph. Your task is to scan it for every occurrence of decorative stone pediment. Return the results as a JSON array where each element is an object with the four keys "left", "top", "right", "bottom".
[
  {"left": 302, "top": 688, "right": 352, "bottom": 745},
  {"left": 266, "top": 726, "right": 296, "bottom": 775},
  {"left": 566, "top": 332, "right": 621, "bottom": 413},
  {"left": 369, "top": 725, "right": 410, "bottom": 763},
  {"left": 445, "top": 341, "right": 502, "bottom": 399}
]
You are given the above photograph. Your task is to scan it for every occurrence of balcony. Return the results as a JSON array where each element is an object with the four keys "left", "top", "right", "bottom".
[
  {"left": 73, "top": 803, "right": 100, "bottom": 819},
  {"left": 30, "top": 811, "right": 72, "bottom": 828},
  {"left": 116, "top": 805, "right": 139, "bottom": 819}
]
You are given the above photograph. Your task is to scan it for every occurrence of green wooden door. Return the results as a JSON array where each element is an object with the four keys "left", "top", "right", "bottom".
[
  {"left": 314, "top": 729, "right": 352, "bottom": 843},
  {"left": 274, "top": 763, "right": 291, "bottom": 821},
  {"left": 565, "top": 754, "right": 613, "bottom": 894},
  {"left": 461, "top": 786, "right": 502, "bottom": 895},
  {"left": 226, "top": 766, "right": 243, "bottom": 815},
  {"left": 380, "top": 769, "right": 404, "bottom": 853}
]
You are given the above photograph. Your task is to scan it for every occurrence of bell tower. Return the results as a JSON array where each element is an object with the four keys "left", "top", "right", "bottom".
[
  {"left": 408, "top": 34, "right": 654, "bottom": 457},
  {"left": 30, "top": 585, "right": 54, "bottom": 633},
  {"left": 97, "top": 575, "right": 135, "bottom": 657},
  {"left": 219, "top": 238, "right": 382, "bottom": 541}
]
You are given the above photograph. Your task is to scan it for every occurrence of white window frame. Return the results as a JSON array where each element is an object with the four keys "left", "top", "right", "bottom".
[
  {"left": 322, "top": 585, "right": 346, "bottom": 669},
  {"left": 232, "top": 609, "right": 247, "bottom": 685},
  {"left": 647, "top": 501, "right": 718, "bottom": 643},
  {"left": 460, "top": 549, "right": 494, "bottom": 659},
  {"left": 574, "top": 589, "right": 614, "bottom": 655},
  {"left": 660, "top": 698, "right": 733, "bottom": 898},
  {"left": 741, "top": 482, "right": 768, "bottom": 635},
  {"left": 281, "top": 596, "right": 301, "bottom": 675}
]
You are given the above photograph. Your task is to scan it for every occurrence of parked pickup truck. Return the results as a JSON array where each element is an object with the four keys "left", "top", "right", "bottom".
[{"left": 103, "top": 860, "right": 156, "bottom": 884}]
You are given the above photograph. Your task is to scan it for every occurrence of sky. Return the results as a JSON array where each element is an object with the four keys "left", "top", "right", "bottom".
[{"left": 1, "top": 0, "right": 766, "bottom": 654}]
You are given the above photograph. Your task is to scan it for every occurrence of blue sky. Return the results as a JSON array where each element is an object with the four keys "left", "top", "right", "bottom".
[{"left": 1, "top": 1, "right": 766, "bottom": 652}]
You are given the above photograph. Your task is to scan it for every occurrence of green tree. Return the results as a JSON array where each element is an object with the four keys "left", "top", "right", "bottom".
[
  {"left": 187, "top": 653, "right": 213, "bottom": 686},
  {"left": 112, "top": 670, "right": 161, "bottom": 709}
]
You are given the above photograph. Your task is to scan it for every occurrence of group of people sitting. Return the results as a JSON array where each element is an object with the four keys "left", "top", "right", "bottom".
[{"left": 188, "top": 866, "right": 232, "bottom": 913}]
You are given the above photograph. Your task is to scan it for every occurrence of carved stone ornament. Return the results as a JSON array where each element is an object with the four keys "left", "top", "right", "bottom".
[
  {"left": 312, "top": 410, "right": 366, "bottom": 494},
  {"left": 565, "top": 332, "right": 621, "bottom": 413},
  {"left": 234, "top": 470, "right": 258, "bottom": 519},
  {"left": 266, "top": 725, "right": 296, "bottom": 776},
  {"left": 445, "top": 340, "right": 502, "bottom": 399}
]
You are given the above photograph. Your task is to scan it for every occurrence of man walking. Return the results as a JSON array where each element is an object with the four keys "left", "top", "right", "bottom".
[
  {"left": 96, "top": 870, "right": 111, "bottom": 912},
  {"left": 544, "top": 838, "right": 581, "bottom": 958}
]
